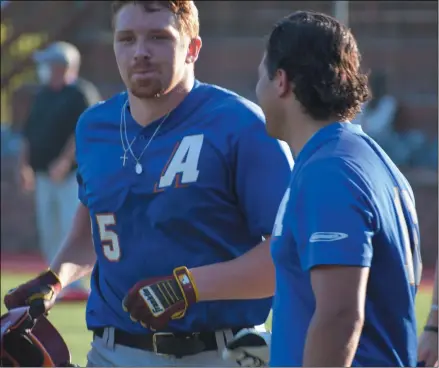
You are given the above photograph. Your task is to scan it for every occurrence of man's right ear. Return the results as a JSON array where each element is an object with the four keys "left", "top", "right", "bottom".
[{"left": 186, "top": 37, "right": 202, "bottom": 64}]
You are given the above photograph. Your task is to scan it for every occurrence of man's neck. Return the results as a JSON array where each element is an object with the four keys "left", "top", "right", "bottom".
[
  {"left": 284, "top": 114, "right": 337, "bottom": 158},
  {"left": 129, "top": 76, "right": 194, "bottom": 127}
]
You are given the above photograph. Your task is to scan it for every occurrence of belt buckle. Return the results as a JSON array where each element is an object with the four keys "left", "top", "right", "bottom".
[{"left": 152, "top": 332, "right": 174, "bottom": 355}]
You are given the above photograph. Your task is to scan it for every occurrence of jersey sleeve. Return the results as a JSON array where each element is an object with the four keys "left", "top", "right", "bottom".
[
  {"left": 235, "top": 122, "right": 294, "bottom": 237},
  {"left": 292, "top": 161, "right": 377, "bottom": 270}
]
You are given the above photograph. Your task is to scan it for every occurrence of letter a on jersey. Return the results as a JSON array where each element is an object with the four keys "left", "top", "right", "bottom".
[{"left": 158, "top": 134, "right": 204, "bottom": 189}]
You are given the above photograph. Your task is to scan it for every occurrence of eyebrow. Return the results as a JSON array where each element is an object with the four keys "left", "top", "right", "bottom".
[{"left": 115, "top": 28, "right": 175, "bottom": 35}]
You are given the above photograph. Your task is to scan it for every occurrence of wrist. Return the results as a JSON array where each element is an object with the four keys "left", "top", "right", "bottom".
[
  {"left": 173, "top": 266, "right": 199, "bottom": 305},
  {"left": 41, "top": 269, "right": 63, "bottom": 293}
]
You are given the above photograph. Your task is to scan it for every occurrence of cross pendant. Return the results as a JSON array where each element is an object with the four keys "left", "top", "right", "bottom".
[{"left": 120, "top": 153, "right": 128, "bottom": 166}]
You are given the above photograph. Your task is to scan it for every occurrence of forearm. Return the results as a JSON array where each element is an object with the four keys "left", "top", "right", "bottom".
[
  {"left": 49, "top": 204, "right": 96, "bottom": 287},
  {"left": 190, "top": 237, "right": 274, "bottom": 301},
  {"left": 50, "top": 236, "right": 95, "bottom": 288},
  {"left": 303, "top": 313, "right": 364, "bottom": 367}
]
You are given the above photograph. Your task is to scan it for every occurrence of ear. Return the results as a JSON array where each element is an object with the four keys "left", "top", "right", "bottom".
[
  {"left": 186, "top": 37, "right": 202, "bottom": 64},
  {"left": 275, "top": 69, "right": 290, "bottom": 98}
]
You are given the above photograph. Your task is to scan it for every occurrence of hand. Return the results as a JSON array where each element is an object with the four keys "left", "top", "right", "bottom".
[
  {"left": 222, "top": 329, "right": 271, "bottom": 367},
  {"left": 122, "top": 266, "right": 198, "bottom": 330},
  {"left": 418, "top": 329, "right": 438, "bottom": 367},
  {"left": 48, "top": 158, "right": 71, "bottom": 183},
  {"left": 19, "top": 164, "right": 35, "bottom": 192},
  {"left": 4, "top": 269, "right": 62, "bottom": 318}
]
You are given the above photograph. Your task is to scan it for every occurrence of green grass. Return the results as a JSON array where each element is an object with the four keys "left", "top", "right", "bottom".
[{"left": 1, "top": 273, "right": 433, "bottom": 367}]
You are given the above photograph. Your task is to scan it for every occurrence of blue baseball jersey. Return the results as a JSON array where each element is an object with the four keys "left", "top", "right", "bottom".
[
  {"left": 75, "top": 80, "right": 293, "bottom": 334},
  {"left": 270, "top": 123, "right": 421, "bottom": 367}
]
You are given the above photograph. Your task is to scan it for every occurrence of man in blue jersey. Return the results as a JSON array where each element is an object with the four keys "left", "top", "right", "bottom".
[
  {"left": 4, "top": 1, "right": 293, "bottom": 366},
  {"left": 252, "top": 10, "right": 421, "bottom": 367}
]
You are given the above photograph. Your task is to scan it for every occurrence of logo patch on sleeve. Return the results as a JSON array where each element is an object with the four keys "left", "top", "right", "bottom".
[{"left": 309, "top": 232, "right": 348, "bottom": 242}]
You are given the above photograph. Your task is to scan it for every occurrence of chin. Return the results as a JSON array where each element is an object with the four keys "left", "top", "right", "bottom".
[
  {"left": 129, "top": 78, "right": 164, "bottom": 98},
  {"left": 130, "top": 85, "right": 164, "bottom": 99}
]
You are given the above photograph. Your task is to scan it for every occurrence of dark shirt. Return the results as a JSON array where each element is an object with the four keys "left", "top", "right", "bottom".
[{"left": 23, "top": 78, "right": 101, "bottom": 172}]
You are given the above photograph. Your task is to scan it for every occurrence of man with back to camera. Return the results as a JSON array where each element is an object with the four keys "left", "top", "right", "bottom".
[
  {"left": 254, "top": 10, "right": 422, "bottom": 367},
  {"left": 18, "top": 41, "right": 101, "bottom": 301},
  {"left": 224, "top": 9, "right": 424, "bottom": 367},
  {"left": 4, "top": 1, "right": 293, "bottom": 366}
]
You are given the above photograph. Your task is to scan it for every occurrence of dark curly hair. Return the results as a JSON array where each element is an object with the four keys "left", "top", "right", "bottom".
[{"left": 265, "top": 11, "right": 370, "bottom": 121}]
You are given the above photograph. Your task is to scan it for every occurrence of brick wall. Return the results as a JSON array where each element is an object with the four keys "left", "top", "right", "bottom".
[{"left": 3, "top": 1, "right": 437, "bottom": 266}]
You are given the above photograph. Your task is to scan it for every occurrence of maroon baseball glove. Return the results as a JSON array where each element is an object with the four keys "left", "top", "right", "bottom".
[
  {"left": 4, "top": 269, "right": 62, "bottom": 318},
  {"left": 122, "top": 266, "right": 199, "bottom": 330}
]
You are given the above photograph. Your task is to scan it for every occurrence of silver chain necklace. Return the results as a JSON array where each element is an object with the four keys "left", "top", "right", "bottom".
[
  {"left": 119, "top": 98, "right": 170, "bottom": 175},
  {"left": 119, "top": 100, "right": 136, "bottom": 166}
]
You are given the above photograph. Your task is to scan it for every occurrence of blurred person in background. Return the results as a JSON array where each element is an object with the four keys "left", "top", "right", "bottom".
[
  {"left": 354, "top": 71, "right": 436, "bottom": 169},
  {"left": 18, "top": 41, "right": 101, "bottom": 301},
  {"left": 418, "top": 258, "right": 438, "bottom": 367}
]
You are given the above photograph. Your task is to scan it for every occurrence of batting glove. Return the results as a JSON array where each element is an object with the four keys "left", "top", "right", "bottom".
[
  {"left": 4, "top": 269, "right": 62, "bottom": 318},
  {"left": 122, "top": 266, "right": 198, "bottom": 330},
  {"left": 222, "top": 328, "right": 271, "bottom": 367}
]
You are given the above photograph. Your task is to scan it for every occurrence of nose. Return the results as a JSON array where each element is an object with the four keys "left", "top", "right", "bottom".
[{"left": 133, "top": 41, "right": 152, "bottom": 61}]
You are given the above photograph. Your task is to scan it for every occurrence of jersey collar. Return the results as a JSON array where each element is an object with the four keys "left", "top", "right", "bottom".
[
  {"left": 123, "top": 79, "right": 204, "bottom": 136},
  {"left": 295, "top": 122, "right": 364, "bottom": 164}
]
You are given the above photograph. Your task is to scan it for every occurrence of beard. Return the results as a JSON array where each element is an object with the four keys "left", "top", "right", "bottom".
[{"left": 129, "top": 75, "right": 165, "bottom": 99}]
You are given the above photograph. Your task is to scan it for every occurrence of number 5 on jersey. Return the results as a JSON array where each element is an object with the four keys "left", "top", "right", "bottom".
[{"left": 96, "top": 214, "right": 121, "bottom": 262}]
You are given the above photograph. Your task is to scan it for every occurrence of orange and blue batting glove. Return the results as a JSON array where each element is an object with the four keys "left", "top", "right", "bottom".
[{"left": 122, "top": 266, "right": 199, "bottom": 330}]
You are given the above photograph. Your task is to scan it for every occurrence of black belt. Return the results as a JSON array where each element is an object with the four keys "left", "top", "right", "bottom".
[{"left": 93, "top": 327, "right": 246, "bottom": 358}]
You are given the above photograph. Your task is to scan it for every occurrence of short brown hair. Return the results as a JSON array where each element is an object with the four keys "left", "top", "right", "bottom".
[
  {"left": 265, "top": 11, "right": 370, "bottom": 121},
  {"left": 111, "top": 1, "right": 199, "bottom": 38}
]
